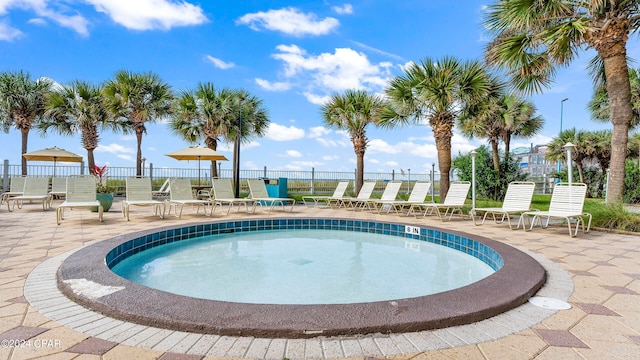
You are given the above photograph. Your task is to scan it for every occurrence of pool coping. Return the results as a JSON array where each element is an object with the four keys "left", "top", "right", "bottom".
[{"left": 56, "top": 217, "right": 546, "bottom": 339}]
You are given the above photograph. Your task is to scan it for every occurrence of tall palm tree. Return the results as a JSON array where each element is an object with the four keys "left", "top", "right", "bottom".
[
  {"left": 225, "top": 89, "right": 270, "bottom": 192},
  {"left": 321, "top": 89, "right": 387, "bottom": 194},
  {"left": 39, "top": 80, "right": 123, "bottom": 171},
  {"left": 0, "top": 70, "right": 53, "bottom": 175},
  {"left": 170, "top": 83, "right": 236, "bottom": 178},
  {"left": 484, "top": 1, "right": 640, "bottom": 202},
  {"left": 382, "top": 57, "right": 491, "bottom": 199},
  {"left": 103, "top": 70, "right": 173, "bottom": 176}
]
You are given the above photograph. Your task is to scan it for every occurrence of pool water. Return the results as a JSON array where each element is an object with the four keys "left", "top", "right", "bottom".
[{"left": 112, "top": 229, "right": 494, "bottom": 305}]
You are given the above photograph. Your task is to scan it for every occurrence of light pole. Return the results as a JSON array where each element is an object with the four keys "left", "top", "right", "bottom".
[
  {"left": 563, "top": 142, "right": 575, "bottom": 185},
  {"left": 470, "top": 150, "right": 477, "bottom": 213},
  {"left": 557, "top": 98, "right": 569, "bottom": 176},
  {"left": 233, "top": 97, "right": 245, "bottom": 198}
]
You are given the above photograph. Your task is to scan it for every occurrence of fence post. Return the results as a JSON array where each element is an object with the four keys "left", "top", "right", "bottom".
[
  {"left": 149, "top": 163, "right": 154, "bottom": 182},
  {"left": 263, "top": 166, "right": 267, "bottom": 179},
  {"left": 3, "top": 159, "right": 8, "bottom": 192},
  {"left": 311, "top": 167, "right": 315, "bottom": 194}
]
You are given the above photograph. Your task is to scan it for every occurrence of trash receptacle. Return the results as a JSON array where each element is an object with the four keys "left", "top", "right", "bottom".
[{"left": 266, "top": 177, "right": 288, "bottom": 198}]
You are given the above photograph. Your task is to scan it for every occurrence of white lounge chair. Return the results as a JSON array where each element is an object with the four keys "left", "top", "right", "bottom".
[
  {"left": 210, "top": 179, "right": 257, "bottom": 215},
  {"left": 339, "top": 181, "right": 376, "bottom": 210},
  {"left": 374, "top": 181, "right": 432, "bottom": 215},
  {"left": 247, "top": 179, "right": 296, "bottom": 212},
  {"left": 408, "top": 181, "right": 471, "bottom": 221},
  {"left": 151, "top": 178, "right": 170, "bottom": 199},
  {"left": 8, "top": 177, "right": 51, "bottom": 211},
  {"left": 166, "top": 178, "right": 211, "bottom": 218},
  {"left": 122, "top": 177, "right": 166, "bottom": 221},
  {"left": 49, "top": 176, "right": 67, "bottom": 204},
  {"left": 472, "top": 181, "right": 536, "bottom": 229},
  {"left": 520, "top": 182, "right": 592, "bottom": 237},
  {"left": 1, "top": 176, "right": 26, "bottom": 205},
  {"left": 56, "top": 176, "right": 103, "bottom": 225},
  {"left": 302, "top": 180, "right": 350, "bottom": 208},
  {"left": 363, "top": 180, "right": 403, "bottom": 212}
]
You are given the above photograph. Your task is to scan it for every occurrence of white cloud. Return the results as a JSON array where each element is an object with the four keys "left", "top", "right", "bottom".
[
  {"left": 0, "top": 0, "right": 90, "bottom": 36},
  {"left": 85, "top": 0, "right": 207, "bottom": 31},
  {"left": 282, "top": 160, "right": 323, "bottom": 170},
  {"left": 265, "top": 123, "right": 305, "bottom": 141},
  {"left": 308, "top": 126, "right": 331, "bottom": 138},
  {"left": 384, "top": 161, "right": 399, "bottom": 167},
  {"left": 285, "top": 150, "right": 302, "bottom": 157},
  {"left": 303, "top": 92, "right": 331, "bottom": 105},
  {"left": 27, "top": 18, "right": 47, "bottom": 26},
  {"left": 96, "top": 143, "right": 135, "bottom": 154},
  {"left": 332, "top": 4, "right": 353, "bottom": 15},
  {"left": 322, "top": 155, "right": 339, "bottom": 161},
  {"left": 243, "top": 160, "right": 259, "bottom": 170},
  {"left": 263, "top": 44, "right": 393, "bottom": 105},
  {"left": 205, "top": 55, "right": 235, "bottom": 69},
  {"left": 0, "top": 20, "right": 22, "bottom": 41},
  {"left": 255, "top": 78, "right": 292, "bottom": 91},
  {"left": 236, "top": 7, "right": 339, "bottom": 37}
]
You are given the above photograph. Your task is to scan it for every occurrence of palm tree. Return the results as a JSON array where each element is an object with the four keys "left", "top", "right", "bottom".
[
  {"left": 458, "top": 77, "right": 505, "bottom": 178},
  {"left": 103, "top": 70, "right": 173, "bottom": 176},
  {"left": 484, "top": 1, "right": 640, "bottom": 202},
  {"left": 498, "top": 94, "right": 544, "bottom": 158},
  {"left": 0, "top": 70, "right": 53, "bottom": 175},
  {"left": 382, "top": 57, "right": 491, "bottom": 199},
  {"left": 546, "top": 128, "right": 589, "bottom": 183},
  {"left": 321, "top": 89, "right": 387, "bottom": 194},
  {"left": 170, "top": 83, "right": 236, "bottom": 178},
  {"left": 225, "top": 89, "right": 270, "bottom": 192},
  {"left": 39, "top": 80, "right": 122, "bottom": 171}
]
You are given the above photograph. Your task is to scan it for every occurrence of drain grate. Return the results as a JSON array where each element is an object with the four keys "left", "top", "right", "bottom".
[{"left": 529, "top": 296, "right": 572, "bottom": 310}]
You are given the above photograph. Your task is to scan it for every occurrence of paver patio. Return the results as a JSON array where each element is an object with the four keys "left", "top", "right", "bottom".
[{"left": 0, "top": 198, "right": 638, "bottom": 359}]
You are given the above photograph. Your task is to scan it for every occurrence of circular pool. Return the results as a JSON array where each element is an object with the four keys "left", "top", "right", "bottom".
[
  {"left": 111, "top": 229, "right": 495, "bottom": 305},
  {"left": 58, "top": 218, "right": 545, "bottom": 338}
]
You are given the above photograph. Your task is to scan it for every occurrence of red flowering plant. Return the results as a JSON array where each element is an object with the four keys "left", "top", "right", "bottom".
[{"left": 91, "top": 165, "right": 111, "bottom": 193}]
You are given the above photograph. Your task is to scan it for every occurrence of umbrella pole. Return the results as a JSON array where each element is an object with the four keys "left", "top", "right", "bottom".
[
  {"left": 53, "top": 157, "right": 57, "bottom": 177},
  {"left": 198, "top": 156, "right": 201, "bottom": 186}
]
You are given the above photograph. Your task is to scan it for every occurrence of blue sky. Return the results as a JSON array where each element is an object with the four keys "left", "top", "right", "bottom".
[{"left": 1, "top": 1, "right": 638, "bottom": 174}]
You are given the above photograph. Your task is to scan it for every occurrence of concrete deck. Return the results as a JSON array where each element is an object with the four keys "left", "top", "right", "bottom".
[{"left": 1, "top": 199, "right": 639, "bottom": 359}]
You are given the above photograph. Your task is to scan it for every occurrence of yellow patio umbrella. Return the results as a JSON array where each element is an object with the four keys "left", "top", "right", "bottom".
[
  {"left": 165, "top": 145, "right": 228, "bottom": 185},
  {"left": 22, "top": 146, "right": 83, "bottom": 176}
]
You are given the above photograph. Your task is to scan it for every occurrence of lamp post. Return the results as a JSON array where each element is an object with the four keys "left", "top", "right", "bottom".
[
  {"left": 470, "top": 150, "right": 477, "bottom": 213},
  {"left": 431, "top": 163, "right": 435, "bottom": 203},
  {"left": 234, "top": 97, "right": 245, "bottom": 198},
  {"left": 557, "top": 98, "right": 569, "bottom": 176},
  {"left": 563, "top": 142, "right": 575, "bottom": 185}
]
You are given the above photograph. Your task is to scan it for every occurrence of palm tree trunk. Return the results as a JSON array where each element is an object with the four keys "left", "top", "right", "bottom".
[
  {"left": 87, "top": 149, "right": 96, "bottom": 171},
  {"left": 490, "top": 138, "right": 500, "bottom": 179},
  {"left": 21, "top": 129, "right": 28, "bottom": 176},
  {"left": 210, "top": 160, "right": 218, "bottom": 178},
  {"left": 601, "top": 47, "right": 632, "bottom": 202},
  {"left": 576, "top": 161, "right": 584, "bottom": 184},
  {"left": 355, "top": 153, "right": 364, "bottom": 195},
  {"left": 432, "top": 116, "right": 453, "bottom": 202},
  {"left": 136, "top": 129, "right": 143, "bottom": 176}
]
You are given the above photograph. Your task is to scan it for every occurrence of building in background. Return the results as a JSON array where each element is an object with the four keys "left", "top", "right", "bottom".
[{"left": 512, "top": 144, "right": 559, "bottom": 178}]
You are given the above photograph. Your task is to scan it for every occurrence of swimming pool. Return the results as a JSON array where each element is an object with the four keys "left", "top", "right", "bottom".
[
  {"left": 58, "top": 217, "right": 545, "bottom": 338},
  {"left": 111, "top": 229, "right": 495, "bottom": 305}
]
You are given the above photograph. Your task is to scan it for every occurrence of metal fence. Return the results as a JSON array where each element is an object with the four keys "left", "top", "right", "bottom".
[{"left": 2, "top": 160, "right": 557, "bottom": 197}]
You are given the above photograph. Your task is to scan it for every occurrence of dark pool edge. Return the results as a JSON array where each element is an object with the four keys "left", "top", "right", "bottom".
[{"left": 57, "top": 217, "right": 546, "bottom": 339}]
